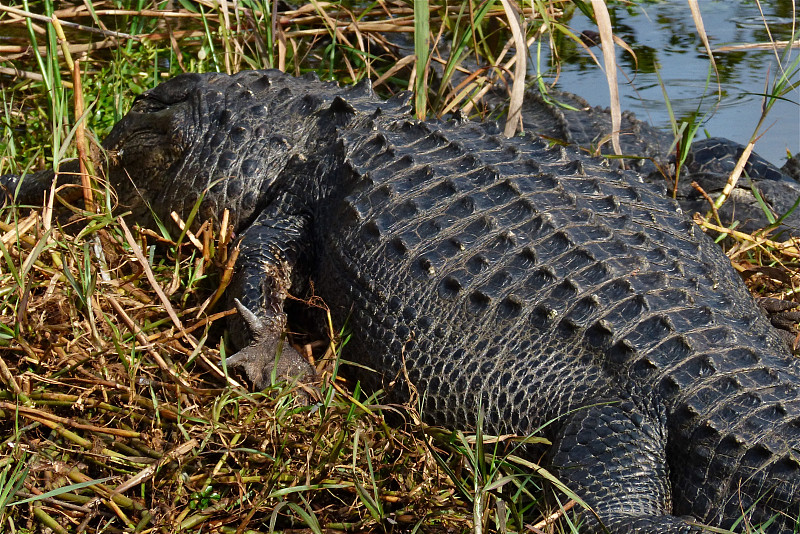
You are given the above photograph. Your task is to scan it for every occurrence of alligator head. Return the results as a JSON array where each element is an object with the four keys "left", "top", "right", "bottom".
[{"left": 101, "top": 70, "right": 315, "bottom": 231}]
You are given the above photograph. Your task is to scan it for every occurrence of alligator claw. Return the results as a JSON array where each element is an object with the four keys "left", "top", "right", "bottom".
[
  {"left": 225, "top": 298, "right": 315, "bottom": 389},
  {"left": 758, "top": 297, "right": 800, "bottom": 352}
]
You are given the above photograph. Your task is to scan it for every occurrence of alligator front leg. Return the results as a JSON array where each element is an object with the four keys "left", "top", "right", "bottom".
[
  {"left": 551, "top": 399, "right": 704, "bottom": 533},
  {"left": 224, "top": 193, "right": 314, "bottom": 389}
]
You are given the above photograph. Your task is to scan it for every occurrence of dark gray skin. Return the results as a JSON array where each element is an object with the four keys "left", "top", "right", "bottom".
[
  {"left": 507, "top": 88, "right": 800, "bottom": 235},
  {"left": 4, "top": 70, "right": 800, "bottom": 532}
]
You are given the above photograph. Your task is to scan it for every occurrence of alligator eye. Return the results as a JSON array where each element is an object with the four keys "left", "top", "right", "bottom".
[{"left": 131, "top": 93, "right": 169, "bottom": 113}]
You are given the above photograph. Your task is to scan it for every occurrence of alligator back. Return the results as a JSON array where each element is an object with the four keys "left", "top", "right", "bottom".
[
  {"left": 312, "top": 89, "right": 800, "bottom": 530},
  {"left": 501, "top": 88, "right": 800, "bottom": 234},
  {"left": 6, "top": 70, "right": 799, "bottom": 531}
]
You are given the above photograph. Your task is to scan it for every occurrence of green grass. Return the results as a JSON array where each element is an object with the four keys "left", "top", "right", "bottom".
[
  {"left": 0, "top": 3, "right": 584, "bottom": 531},
  {"left": 1, "top": 197, "right": 568, "bottom": 532},
  {"left": 1, "top": 0, "right": 799, "bottom": 532}
]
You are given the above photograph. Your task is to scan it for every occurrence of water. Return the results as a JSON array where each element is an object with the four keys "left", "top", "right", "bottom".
[{"left": 538, "top": 0, "right": 799, "bottom": 167}]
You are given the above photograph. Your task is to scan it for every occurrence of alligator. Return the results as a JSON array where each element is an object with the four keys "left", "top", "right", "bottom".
[
  {"left": 501, "top": 88, "right": 800, "bottom": 235},
  {"left": 4, "top": 70, "right": 800, "bottom": 532}
]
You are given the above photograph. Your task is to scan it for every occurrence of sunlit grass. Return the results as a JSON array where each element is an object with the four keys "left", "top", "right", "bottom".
[
  {"left": 0, "top": 0, "right": 798, "bottom": 532},
  {"left": 0, "top": 1, "right": 580, "bottom": 531}
]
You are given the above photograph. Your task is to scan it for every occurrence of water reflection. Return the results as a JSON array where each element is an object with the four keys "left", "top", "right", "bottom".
[{"left": 540, "top": 0, "right": 799, "bottom": 165}]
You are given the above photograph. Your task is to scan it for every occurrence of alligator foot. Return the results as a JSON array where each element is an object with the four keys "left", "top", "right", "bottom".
[
  {"left": 758, "top": 297, "right": 800, "bottom": 352},
  {"left": 225, "top": 298, "right": 315, "bottom": 389}
]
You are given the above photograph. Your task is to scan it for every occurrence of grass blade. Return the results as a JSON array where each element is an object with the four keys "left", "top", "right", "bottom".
[{"left": 413, "top": 0, "right": 430, "bottom": 119}]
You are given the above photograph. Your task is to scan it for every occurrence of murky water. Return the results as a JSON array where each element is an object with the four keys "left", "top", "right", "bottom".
[{"left": 540, "top": 0, "right": 799, "bottom": 167}]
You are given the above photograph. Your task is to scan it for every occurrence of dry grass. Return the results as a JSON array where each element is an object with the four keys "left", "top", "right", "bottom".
[
  {"left": 0, "top": 2, "right": 580, "bottom": 531},
  {"left": 1, "top": 202, "right": 561, "bottom": 532},
  {"left": 1, "top": 1, "right": 798, "bottom": 533}
]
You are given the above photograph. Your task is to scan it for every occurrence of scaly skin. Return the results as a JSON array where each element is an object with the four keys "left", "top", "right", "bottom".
[
  {"left": 3, "top": 70, "right": 800, "bottom": 532},
  {"left": 503, "top": 88, "right": 800, "bottom": 235}
]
